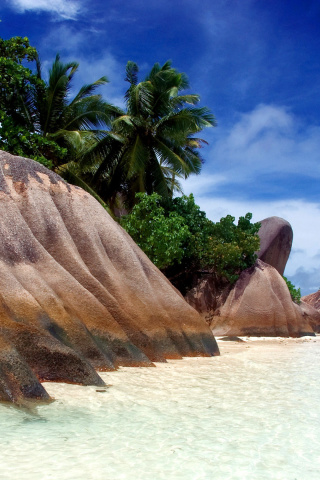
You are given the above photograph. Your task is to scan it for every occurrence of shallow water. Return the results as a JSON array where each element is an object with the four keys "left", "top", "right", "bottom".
[{"left": 1, "top": 340, "right": 320, "bottom": 480}]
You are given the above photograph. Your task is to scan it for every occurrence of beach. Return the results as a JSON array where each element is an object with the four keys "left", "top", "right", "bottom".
[
  {"left": 217, "top": 334, "right": 320, "bottom": 354},
  {"left": 0, "top": 336, "right": 319, "bottom": 480}
]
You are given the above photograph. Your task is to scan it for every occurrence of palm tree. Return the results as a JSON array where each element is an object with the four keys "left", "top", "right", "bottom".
[
  {"left": 82, "top": 60, "right": 216, "bottom": 211},
  {"left": 22, "top": 54, "right": 121, "bottom": 169}
]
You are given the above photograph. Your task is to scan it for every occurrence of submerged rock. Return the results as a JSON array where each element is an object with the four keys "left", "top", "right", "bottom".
[
  {"left": 257, "top": 216, "right": 293, "bottom": 275},
  {"left": 210, "top": 260, "right": 318, "bottom": 337},
  {"left": 0, "top": 151, "right": 219, "bottom": 404}
]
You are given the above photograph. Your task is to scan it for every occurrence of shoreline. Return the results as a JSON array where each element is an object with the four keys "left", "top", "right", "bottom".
[{"left": 216, "top": 333, "right": 320, "bottom": 356}]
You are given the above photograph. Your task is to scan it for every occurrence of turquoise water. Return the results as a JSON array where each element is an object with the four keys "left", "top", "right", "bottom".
[{"left": 0, "top": 339, "right": 319, "bottom": 480}]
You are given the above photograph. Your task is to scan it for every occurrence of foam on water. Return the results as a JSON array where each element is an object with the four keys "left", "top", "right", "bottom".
[{"left": 0, "top": 340, "right": 320, "bottom": 480}]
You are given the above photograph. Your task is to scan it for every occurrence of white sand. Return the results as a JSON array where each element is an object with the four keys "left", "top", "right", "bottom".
[{"left": 216, "top": 333, "right": 320, "bottom": 356}]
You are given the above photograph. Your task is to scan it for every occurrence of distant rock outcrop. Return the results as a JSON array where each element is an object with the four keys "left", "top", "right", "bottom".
[
  {"left": 257, "top": 216, "right": 293, "bottom": 275},
  {"left": 298, "top": 300, "right": 320, "bottom": 334},
  {"left": 210, "top": 260, "right": 318, "bottom": 337},
  {"left": 0, "top": 151, "right": 219, "bottom": 405},
  {"left": 302, "top": 291, "right": 320, "bottom": 311}
]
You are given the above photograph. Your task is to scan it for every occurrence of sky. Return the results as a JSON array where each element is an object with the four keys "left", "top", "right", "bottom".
[{"left": 0, "top": 0, "right": 319, "bottom": 295}]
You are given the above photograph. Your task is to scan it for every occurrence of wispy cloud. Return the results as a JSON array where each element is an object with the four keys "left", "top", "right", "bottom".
[
  {"left": 213, "top": 104, "right": 320, "bottom": 180},
  {"left": 37, "top": 24, "right": 126, "bottom": 107},
  {"left": 8, "top": 0, "right": 82, "bottom": 20},
  {"left": 179, "top": 103, "right": 320, "bottom": 294},
  {"left": 183, "top": 104, "right": 320, "bottom": 203}
]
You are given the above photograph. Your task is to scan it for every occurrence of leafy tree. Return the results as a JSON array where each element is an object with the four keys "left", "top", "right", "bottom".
[
  {"left": 283, "top": 276, "right": 301, "bottom": 304},
  {"left": 0, "top": 37, "right": 120, "bottom": 178},
  {"left": 121, "top": 193, "right": 261, "bottom": 291},
  {"left": 0, "top": 36, "right": 64, "bottom": 166},
  {"left": 121, "top": 193, "right": 189, "bottom": 269},
  {"left": 84, "top": 60, "right": 216, "bottom": 210},
  {"left": 204, "top": 213, "right": 261, "bottom": 284}
]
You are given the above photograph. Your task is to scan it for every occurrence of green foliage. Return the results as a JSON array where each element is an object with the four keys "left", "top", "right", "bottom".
[
  {"left": 121, "top": 193, "right": 261, "bottom": 286},
  {"left": 0, "top": 39, "right": 214, "bottom": 212},
  {"left": 204, "top": 213, "right": 261, "bottom": 283},
  {"left": 0, "top": 36, "right": 65, "bottom": 166},
  {"left": 121, "top": 193, "right": 190, "bottom": 269},
  {"left": 0, "top": 36, "right": 119, "bottom": 173},
  {"left": 283, "top": 276, "right": 301, "bottom": 304},
  {"left": 0, "top": 113, "right": 66, "bottom": 168},
  {"left": 85, "top": 60, "right": 216, "bottom": 211},
  {"left": 169, "top": 193, "right": 215, "bottom": 264},
  {"left": 0, "top": 36, "right": 39, "bottom": 116}
]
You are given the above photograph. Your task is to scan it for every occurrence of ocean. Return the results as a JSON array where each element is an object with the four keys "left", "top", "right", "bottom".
[{"left": 0, "top": 338, "right": 319, "bottom": 480}]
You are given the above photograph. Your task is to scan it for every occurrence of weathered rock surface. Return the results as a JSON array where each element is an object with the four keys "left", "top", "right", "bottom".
[
  {"left": 0, "top": 151, "right": 219, "bottom": 404},
  {"left": 210, "top": 260, "right": 318, "bottom": 337},
  {"left": 185, "top": 275, "right": 231, "bottom": 326},
  {"left": 302, "top": 291, "right": 320, "bottom": 311},
  {"left": 298, "top": 300, "right": 320, "bottom": 334},
  {"left": 257, "top": 216, "right": 293, "bottom": 275}
]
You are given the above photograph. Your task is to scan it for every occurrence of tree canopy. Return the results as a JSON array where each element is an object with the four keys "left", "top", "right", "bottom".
[
  {"left": 81, "top": 60, "right": 216, "bottom": 211},
  {"left": 0, "top": 36, "right": 64, "bottom": 167},
  {"left": 1, "top": 40, "right": 215, "bottom": 213},
  {"left": 121, "top": 193, "right": 261, "bottom": 291},
  {"left": 0, "top": 37, "right": 121, "bottom": 175}
]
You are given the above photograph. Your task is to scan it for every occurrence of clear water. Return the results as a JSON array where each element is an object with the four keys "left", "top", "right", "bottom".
[{"left": 0, "top": 339, "right": 320, "bottom": 480}]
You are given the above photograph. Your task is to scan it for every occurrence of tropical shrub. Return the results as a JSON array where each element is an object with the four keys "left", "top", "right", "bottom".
[
  {"left": 0, "top": 36, "right": 63, "bottom": 165},
  {"left": 121, "top": 193, "right": 190, "bottom": 269},
  {"left": 121, "top": 193, "right": 261, "bottom": 289},
  {"left": 283, "top": 276, "right": 301, "bottom": 304}
]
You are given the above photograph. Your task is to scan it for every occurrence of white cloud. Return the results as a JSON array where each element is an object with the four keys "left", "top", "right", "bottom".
[
  {"left": 202, "top": 104, "right": 320, "bottom": 182},
  {"left": 74, "top": 53, "right": 126, "bottom": 109},
  {"left": 179, "top": 104, "right": 320, "bottom": 295},
  {"left": 38, "top": 25, "right": 126, "bottom": 108},
  {"left": 9, "top": 0, "right": 82, "bottom": 19}
]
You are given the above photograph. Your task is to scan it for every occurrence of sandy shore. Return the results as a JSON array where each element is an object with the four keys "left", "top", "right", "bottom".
[{"left": 216, "top": 334, "right": 320, "bottom": 356}]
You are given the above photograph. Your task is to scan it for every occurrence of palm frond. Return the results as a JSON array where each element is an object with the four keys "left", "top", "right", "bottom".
[
  {"left": 69, "top": 77, "right": 109, "bottom": 105},
  {"left": 125, "top": 61, "right": 139, "bottom": 85},
  {"left": 125, "top": 134, "right": 150, "bottom": 178}
]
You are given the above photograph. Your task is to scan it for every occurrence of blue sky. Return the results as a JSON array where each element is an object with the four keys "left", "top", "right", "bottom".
[{"left": 1, "top": 0, "right": 320, "bottom": 294}]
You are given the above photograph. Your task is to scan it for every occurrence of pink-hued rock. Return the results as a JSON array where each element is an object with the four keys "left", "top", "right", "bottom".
[
  {"left": 0, "top": 151, "right": 219, "bottom": 404},
  {"left": 298, "top": 301, "right": 320, "bottom": 334},
  {"left": 210, "top": 260, "right": 317, "bottom": 337},
  {"left": 257, "top": 216, "right": 293, "bottom": 275},
  {"left": 302, "top": 291, "right": 320, "bottom": 311}
]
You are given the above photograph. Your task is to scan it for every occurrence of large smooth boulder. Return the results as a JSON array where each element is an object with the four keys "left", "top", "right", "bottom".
[
  {"left": 210, "top": 260, "right": 317, "bottom": 337},
  {"left": 257, "top": 216, "right": 293, "bottom": 275},
  {"left": 0, "top": 151, "right": 219, "bottom": 404}
]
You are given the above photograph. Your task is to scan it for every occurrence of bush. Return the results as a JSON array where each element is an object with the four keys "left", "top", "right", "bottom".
[
  {"left": 283, "top": 276, "right": 301, "bottom": 304},
  {"left": 121, "top": 193, "right": 190, "bottom": 269},
  {"left": 121, "top": 193, "right": 261, "bottom": 286}
]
